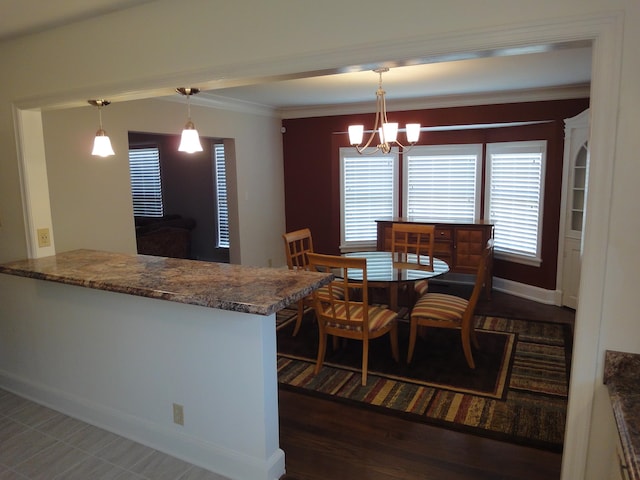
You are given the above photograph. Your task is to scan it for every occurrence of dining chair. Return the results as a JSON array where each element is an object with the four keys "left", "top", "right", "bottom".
[
  {"left": 407, "top": 239, "right": 494, "bottom": 368},
  {"left": 391, "top": 222, "right": 436, "bottom": 302},
  {"left": 282, "top": 228, "right": 315, "bottom": 336},
  {"left": 306, "top": 252, "right": 400, "bottom": 386},
  {"left": 282, "top": 228, "right": 344, "bottom": 336}
]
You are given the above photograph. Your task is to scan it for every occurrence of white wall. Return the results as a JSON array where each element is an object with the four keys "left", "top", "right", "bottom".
[
  {"left": 41, "top": 97, "right": 285, "bottom": 266},
  {"left": 0, "top": 274, "right": 284, "bottom": 480},
  {"left": 0, "top": 1, "right": 639, "bottom": 479}
]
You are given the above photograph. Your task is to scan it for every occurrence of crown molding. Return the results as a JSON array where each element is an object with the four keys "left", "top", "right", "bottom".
[{"left": 279, "top": 83, "right": 590, "bottom": 119}]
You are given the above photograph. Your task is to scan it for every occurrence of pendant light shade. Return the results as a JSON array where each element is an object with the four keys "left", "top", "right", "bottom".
[
  {"left": 88, "top": 100, "right": 115, "bottom": 157},
  {"left": 176, "top": 87, "right": 203, "bottom": 153}
]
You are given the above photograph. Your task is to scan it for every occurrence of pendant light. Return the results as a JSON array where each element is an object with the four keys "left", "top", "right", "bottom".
[
  {"left": 176, "top": 87, "right": 203, "bottom": 153},
  {"left": 348, "top": 68, "right": 421, "bottom": 155},
  {"left": 88, "top": 100, "right": 115, "bottom": 157}
]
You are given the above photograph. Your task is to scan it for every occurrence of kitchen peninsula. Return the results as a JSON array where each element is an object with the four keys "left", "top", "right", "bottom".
[{"left": 0, "top": 250, "right": 332, "bottom": 480}]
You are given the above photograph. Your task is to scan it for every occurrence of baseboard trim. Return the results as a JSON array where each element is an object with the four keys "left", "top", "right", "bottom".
[{"left": 433, "top": 274, "right": 560, "bottom": 305}]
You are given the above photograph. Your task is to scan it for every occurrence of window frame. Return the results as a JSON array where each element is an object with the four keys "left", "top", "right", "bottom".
[
  {"left": 339, "top": 147, "right": 399, "bottom": 252},
  {"left": 403, "top": 144, "right": 482, "bottom": 222},
  {"left": 484, "top": 140, "right": 547, "bottom": 266}
]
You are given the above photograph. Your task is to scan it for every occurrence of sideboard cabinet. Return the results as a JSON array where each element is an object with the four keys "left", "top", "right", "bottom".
[{"left": 376, "top": 219, "right": 494, "bottom": 294}]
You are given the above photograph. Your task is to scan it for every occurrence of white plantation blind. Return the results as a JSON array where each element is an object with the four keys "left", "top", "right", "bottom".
[
  {"left": 214, "top": 143, "right": 229, "bottom": 248},
  {"left": 405, "top": 145, "right": 482, "bottom": 222},
  {"left": 485, "top": 141, "right": 546, "bottom": 264},
  {"left": 128, "top": 147, "right": 163, "bottom": 217},
  {"left": 340, "top": 148, "right": 398, "bottom": 250}
]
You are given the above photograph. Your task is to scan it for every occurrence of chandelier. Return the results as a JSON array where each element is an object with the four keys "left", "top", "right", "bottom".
[{"left": 348, "top": 68, "right": 420, "bottom": 154}]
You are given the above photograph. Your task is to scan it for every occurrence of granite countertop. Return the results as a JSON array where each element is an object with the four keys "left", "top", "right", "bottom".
[
  {"left": 0, "top": 249, "right": 332, "bottom": 316},
  {"left": 604, "top": 350, "right": 640, "bottom": 480}
]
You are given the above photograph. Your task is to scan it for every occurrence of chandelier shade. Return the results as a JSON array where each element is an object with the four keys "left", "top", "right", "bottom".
[
  {"left": 348, "top": 68, "right": 421, "bottom": 154},
  {"left": 176, "top": 87, "right": 203, "bottom": 153},
  {"left": 88, "top": 100, "right": 115, "bottom": 157}
]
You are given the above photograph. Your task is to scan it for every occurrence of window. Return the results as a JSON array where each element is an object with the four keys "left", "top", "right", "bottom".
[
  {"left": 128, "top": 146, "right": 163, "bottom": 217},
  {"left": 485, "top": 141, "right": 546, "bottom": 265},
  {"left": 340, "top": 148, "right": 398, "bottom": 251},
  {"left": 214, "top": 143, "right": 229, "bottom": 248},
  {"left": 404, "top": 144, "right": 482, "bottom": 222}
]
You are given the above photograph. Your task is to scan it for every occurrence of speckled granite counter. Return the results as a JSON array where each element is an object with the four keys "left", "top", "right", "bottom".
[
  {"left": 604, "top": 350, "right": 640, "bottom": 480},
  {"left": 0, "top": 249, "right": 332, "bottom": 316}
]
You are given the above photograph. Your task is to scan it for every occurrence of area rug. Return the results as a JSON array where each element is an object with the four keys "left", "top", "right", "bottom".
[{"left": 276, "top": 311, "right": 571, "bottom": 452}]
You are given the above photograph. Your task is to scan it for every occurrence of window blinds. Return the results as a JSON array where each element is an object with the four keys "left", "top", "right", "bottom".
[
  {"left": 128, "top": 147, "right": 163, "bottom": 217},
  {"left": 214, "top": 143, "right": 229, "bottom": 248}
]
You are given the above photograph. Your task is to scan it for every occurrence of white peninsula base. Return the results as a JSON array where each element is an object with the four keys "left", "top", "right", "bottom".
[{"left": 0, "top": 274, "right": 284, "bottom": 480}]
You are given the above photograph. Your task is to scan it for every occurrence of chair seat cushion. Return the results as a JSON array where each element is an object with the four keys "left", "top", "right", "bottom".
[
  {"left": 411, "top": 292, "right": 468, "bottom": 324},
  {"left": 325, "top": 304, "right": 397, "bottom": 332},
  {"left": 414, "top": 279, "right": 429, "bottom": 296}
]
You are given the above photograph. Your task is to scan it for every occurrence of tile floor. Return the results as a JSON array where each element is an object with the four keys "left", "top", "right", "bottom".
[{"left": 0, "top": 389, "right": 230, "bottom": 480}]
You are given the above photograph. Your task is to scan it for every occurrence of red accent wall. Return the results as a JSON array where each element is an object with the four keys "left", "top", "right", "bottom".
[{"left": 282, "top": 98, "right": 589, "bottom": 290}]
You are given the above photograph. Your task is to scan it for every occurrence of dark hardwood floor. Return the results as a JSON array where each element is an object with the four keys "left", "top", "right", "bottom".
[{"left": 278, "top": 286, "right": 575, "bottom": 480}]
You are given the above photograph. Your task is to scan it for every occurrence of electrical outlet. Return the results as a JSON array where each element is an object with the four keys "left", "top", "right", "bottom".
[
  {"left": 173, "top": 403, "right": 184, "bottom": 426},
  {"left": 37, "top": 228, "right": 51, "bottom": 247}
]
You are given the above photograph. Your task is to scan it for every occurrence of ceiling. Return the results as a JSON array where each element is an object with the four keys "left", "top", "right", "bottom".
[
  {"left": 0, "top": 0, "right": 156, "bottom": 41},
  {"left": 201, "top": 45, "right": 592, "bottom": 117},
  {"left": 1, "top": 1, "right": 593, "bottom": 116}
]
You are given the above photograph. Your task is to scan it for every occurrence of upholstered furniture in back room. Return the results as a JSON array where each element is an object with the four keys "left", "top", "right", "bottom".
[{"left": 135, "top": 214, "right": 196, "bottom": 259}]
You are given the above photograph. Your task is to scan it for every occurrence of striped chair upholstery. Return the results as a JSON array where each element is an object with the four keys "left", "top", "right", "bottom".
[
  {"left": 307, "top": 252, "right": 399, "bottom": 386},
  {"left": 324, "top": 304, "right": 398, "bottom": 332},
  {"left": 414, "top": 279, "right": 429, "bottom": 297},
  {"left": 407, "top": 240, "right": 493, "bottom": 368},
  {"left": 411, "top": 293, "right": 468, "bottom": 322}
]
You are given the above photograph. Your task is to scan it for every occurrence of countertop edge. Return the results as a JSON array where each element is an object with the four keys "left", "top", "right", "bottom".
[
  {"left": 605, "top": 350, "right": 640, "bottom": 480},
  {"left": 0, "top": 250, "right": 333, "bottom": 316}
]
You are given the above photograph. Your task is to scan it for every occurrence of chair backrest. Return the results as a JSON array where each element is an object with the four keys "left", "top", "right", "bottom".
[
  {"left": 462, "top": 239, "right": 494, "bottom": 321},
  {"left": 282, "top": 228, "right": 314, "bottom": 270},
  {"left": 391, "top": 223, "right": 436, "bottom": 268},
  {"left": 306, "top": 252, "right": 372, "bottom": 335}
]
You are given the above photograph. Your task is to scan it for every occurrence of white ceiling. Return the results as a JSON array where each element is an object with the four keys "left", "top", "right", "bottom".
[
  {"left": 201, "top": 46, "right": 592, "bottom": 115},
  {"left": 0, "top": 1, "right": 593, "bottom": 115},
  {"left": 0, "top": 0, "right": 156, "bottom": 41}
]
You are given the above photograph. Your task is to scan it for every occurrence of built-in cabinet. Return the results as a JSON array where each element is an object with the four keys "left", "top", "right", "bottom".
[
  {"left": 376, "top": 219, "right": 494, "bottom": 295},
  {"left": 559, "top": 109, "right": 589, "bottom": 309}
]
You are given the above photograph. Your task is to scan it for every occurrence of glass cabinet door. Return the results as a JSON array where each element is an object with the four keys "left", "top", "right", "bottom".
[{"left": 570, "top": 142, "right": 588, "bottom": 232}]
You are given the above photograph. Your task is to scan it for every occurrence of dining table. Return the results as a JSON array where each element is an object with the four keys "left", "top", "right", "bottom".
[{"left": 340, "top": 251, "right": 450, "bottom": 311}]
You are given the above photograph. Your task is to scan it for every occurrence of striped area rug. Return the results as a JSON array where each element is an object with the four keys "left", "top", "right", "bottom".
[{"left": 277, "top": 313, "right": 570, "bottom": 451}]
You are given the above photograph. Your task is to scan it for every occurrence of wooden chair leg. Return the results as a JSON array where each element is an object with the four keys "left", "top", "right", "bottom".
[
  {"left": 361, "top": 340, "right": 369, "bottom": 385},
  {"left": 292, "top": 298, "right": 305, "bottom": 337},
  {"left": 315, "top": 331, "right": 327, "bottom": 375},
  {"left": 470, "top": 326, "right": 479, "bottom": 349},
  {"left": 407, "top": 320, "right": 419, "bottom": 363},
  {"left": 389, "top": 323, "right": 400, "bottom": 362},
  {"left": 461, "top": 331, "right": 476, "bottom": 369}
]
